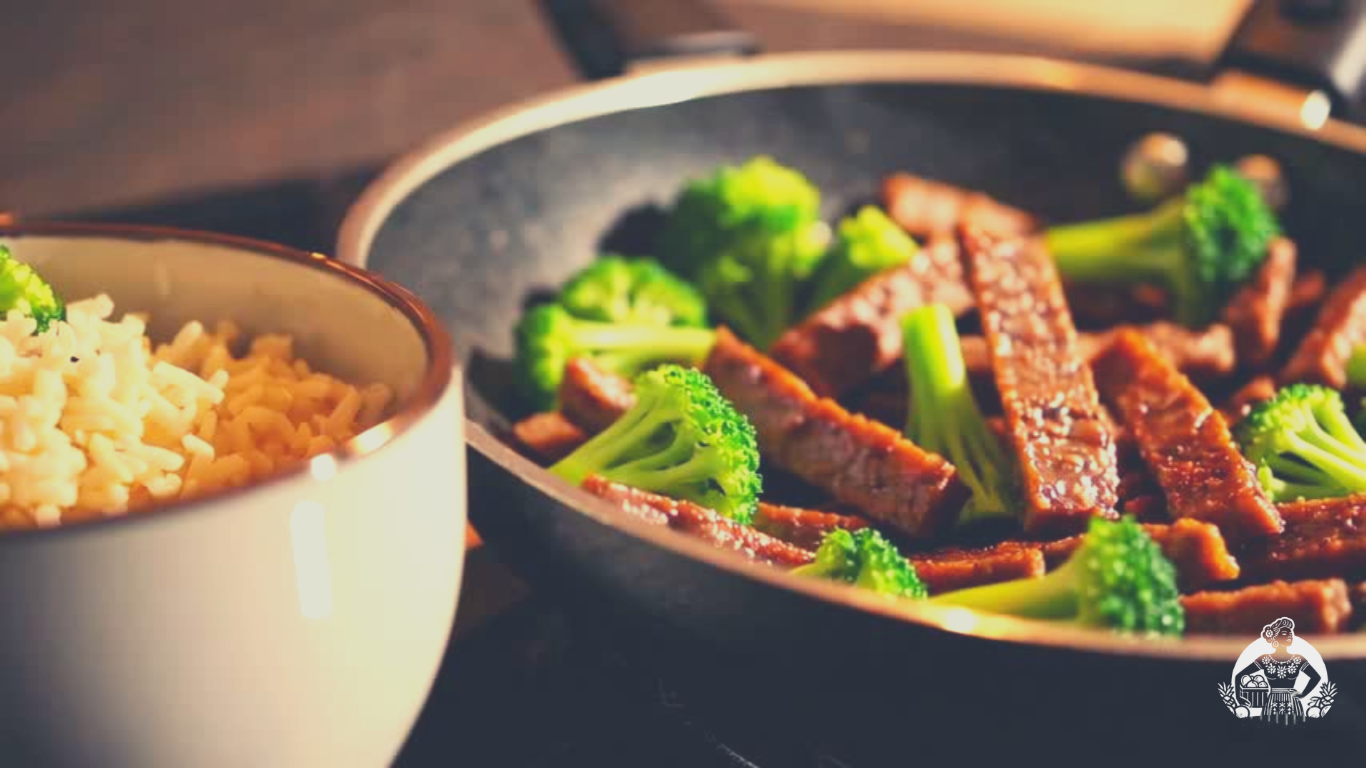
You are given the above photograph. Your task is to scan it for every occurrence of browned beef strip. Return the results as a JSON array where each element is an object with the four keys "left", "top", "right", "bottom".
[
  {"left": 512, "top": 412, "right": 587, "bottom": 462},
  {"left": 559, "top": 358, "right": 635, "bottom": 434},
  {"left": 1280, "top": 264, "right": 1366, "bottom": 387},
  {"left": 963, "top": 229, "right": 1119, "bottom": 536},
  {"left": 881, "top": 172, "right": 1035, "bottom": 238},
  {"left": 1220, "top": 375, "right": 1278, "bottom": 423},
  {"left": 1182, "top": 579, "right": 1353, "bottom": 635},
  {"left": 753, "top": 502, "right": 870, "bottom": 551},
  {"left": 1221, "top": 237, "right": 1297, "bottom": 370},
  {"left": 581, "top": 476, "right": 815, "bottom": 567},
  {"left": 961, "top": 322, "right": 1236, "bottom": 382},
  {"left": 1065, "top": 284, "right": 1166, "bottom": 328},
  {"left": 847, "top": 388, "right": 909, "bottom": 429},
  {"left": 1238, "top": 497, "right": 1366, "bottom": 583},
  {"left": 1093, "top": 330, "right": 1283, "bottom": 540},
  {"left": 770, "top": 235, "right": 972, "bottom": 398},
  {"left": 704, "top": 326, "right": 968, "bottom": 539},
  {"left": 1040, "top": 519, "right": 1240, "bottom": 592},
  {"left": 907, "top": 543, "right": 1046, "bottom": 595},
  {"left": 1122, "top": 494, "right": 1170, "bottom": 523},
  {"left": 1289, "top": 269, "right": 1327, "bottom": 314}
]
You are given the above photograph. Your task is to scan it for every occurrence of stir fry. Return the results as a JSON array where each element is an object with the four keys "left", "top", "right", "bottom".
[{"left": 505, "top": 154, "right": 1366, "bottom": 638}]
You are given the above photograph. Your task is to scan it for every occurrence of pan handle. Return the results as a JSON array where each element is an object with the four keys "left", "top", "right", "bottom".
[
  {"left": 539, "top": 0, "right": 758, "bottom": 79},
  {"left": 1218, "top": 0, "right": 1366, "bottom": 124},
  {"left": 542, "top": 0, "right": 1366, "bottom": 124}
]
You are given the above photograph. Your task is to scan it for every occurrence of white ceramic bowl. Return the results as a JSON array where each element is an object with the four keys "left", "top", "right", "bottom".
[{"left": 0, "top": 223, "right": 465, "bottom": 767}]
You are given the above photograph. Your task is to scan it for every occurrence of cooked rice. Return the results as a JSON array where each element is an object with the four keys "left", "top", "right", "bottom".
[{"left": 0, "top": 295, "right": 393, "bottom": 530}]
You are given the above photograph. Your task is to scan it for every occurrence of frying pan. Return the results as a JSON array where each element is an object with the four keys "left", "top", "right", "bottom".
[{"left": 339, "top": 0, "right": 1366, "bottom": 761}]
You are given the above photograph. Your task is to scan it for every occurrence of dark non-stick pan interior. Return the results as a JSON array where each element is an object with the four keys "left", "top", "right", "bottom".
[
  {"left": 360, "top": 73, "right": 1366, "bottom": 760},
  {"left": 371, "top": 80, "right": 1365, "bottom": 424}
]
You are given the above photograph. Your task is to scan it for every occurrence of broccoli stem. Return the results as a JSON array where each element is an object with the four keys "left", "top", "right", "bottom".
[
  {"left": 902, "top": 305, "right": 1014, "bottom": 524},
  {"left": 572, "top": 323, "right": 716, "bottom": 357},
  {"left": 582, "top": 325, "right": 716, "bottom": 378},
  {"left": 1347, "top": 345, "right": 1366, "bottom": 390},
  {"left": 549, "top": 393, "right": 674, "bottom": 484},
  {"left": 1043, "top": 198, "right": 1186, "bottom": 284},
  {"left": 1277, "top": 427, "right": 1366, "bottom": 493},
  {"left": 931, "top": 557, "right": 1082, "bottom": 619}
]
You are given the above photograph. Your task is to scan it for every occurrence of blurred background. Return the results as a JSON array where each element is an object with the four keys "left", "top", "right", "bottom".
[{"left": 3, "top": 0, "right": 1251, "bottom": 239}]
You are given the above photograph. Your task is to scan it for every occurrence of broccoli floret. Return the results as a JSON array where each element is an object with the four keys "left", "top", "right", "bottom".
[
  {"left": 514, "top": 303, "right": 717, "bottom": 411},
  {"left": 931, "top": 515, "right": 1185, "bottom": 635},
  {"left": 792, "top": 528, "right": 927, "bottom": 600},
  {"left": 1234, "top": 383, "right": 1366, "bottom": 502},
  {"left": 549, "top": 364, "right": 762, "bottom": 523},
  {"left": 695, "top": 221, "right": 829, "bottom": 348},
  {"left": 901, "top": 304, "right": 1020, "bottom": 527},
  {"left": 657, "top": 156, "right": 830, "bottom": 348},
  {"left": 1043, "top": 164, "right": 1279, "bottom": 327},
  {"left": 657, "top": 156, "right": 822, "bottom": 274},
  {"left": 559, "top": 255, "right": 708, "bottom": 328},
  {"left": 806, "top": 206, "right": 917, "bottom": 314},
  {"left": 0, "top": 244, "right": 65, "bottom": 333}
]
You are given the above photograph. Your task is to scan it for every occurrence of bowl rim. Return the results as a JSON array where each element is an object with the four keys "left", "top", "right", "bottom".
[
  {"left": 0, "top": 221, "right": 457, "bottom": 543},
  {"left": 335, "top": 49, "right": 1366, "bottom": 661}
]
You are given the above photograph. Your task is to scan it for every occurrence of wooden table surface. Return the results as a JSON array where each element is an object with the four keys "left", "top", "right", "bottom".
[{"left": 1, "top": 0, "right": 1245, "bottom": 219}]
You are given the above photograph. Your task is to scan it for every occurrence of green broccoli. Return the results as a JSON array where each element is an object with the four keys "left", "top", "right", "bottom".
[
  {"left": 792, "top": 527, "right": 927, "bottom": 600},
  {"left": 514, "top": 303, "right": 717, "bottom": 410},
  {"left": 549, "top": 364, "right": 762, "bottom": 523},
  {"left": 1043, "top": 164, "right": 1279, "bottom": 327},
  {"left": 0, "top": 244, "right": 65, "bottom": 333},
  {"left": 559, "top": 255, "right": 708, "bottom": 328},
  {"left": 657, "top": 156, "right": 830, "bottom": 348},
  {"left": 805, "top": 206, "right": 918, "bottom": 314},
  {"left": 1234, "top": 383, "right": 1366, "bottom": 502},
  {"left": 902, "top": 304, "right": 1020, "bottom": 527},
  {"left": 931, "top": 515, "right": 1185, "bottom": 635},
  {"left": 1346, "top": 345, "right": 1366, "bottom": 390}
]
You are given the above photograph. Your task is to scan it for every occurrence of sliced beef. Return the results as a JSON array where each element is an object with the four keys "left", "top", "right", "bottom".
[
  {"left": 559, "top": 358, "right": 635, "bottom": 434},
  {"left": 1093, "top": 330, "right": 1283, "bottom": 540},
  {"left": 512, "top": 412, "right": 587, "bottom": 462},
  {"left": 770, "top": 235, "right": 972, "bottom": 398},
  {"left": 1239, "top": 497, "right": 1366, "bottom": 583},
  {"left": 907, "top": 543, "right": 1046, "bottom": 595},
  {"left": 581, "top": 476, "right": 815, "bottom": 567},
  {"left": 1288, "top": 269, "right": 1328, "bottom": 314},
  {"left": 1065, "top": 284, "right": 1166, "bottom": 329},
  {"left": 1280, "top": 264, "right": 1366, "bottom": 388},
  {"left": 1087, "top": 323, "right": 1237, "bottom": 381},
  {"left": 1181, "top": 579, "right": 1353, "bottom": 635},
  {"left": 961, "top": 322, "right": 1235, "bottom": 382},
  {"left": 1122, "top": 494, "right": 1169, "bottom": 523},
  {"left": 704, "top": 327, "right": 968, "bottom": 540},
  {"left": 1039, "top": 519, "right": 1241, "bottom": 592},
  {"left": 753, "top": 502, "right": 870, "bottom": 551},
  {"left": 1220, "top": 375, "right": 1277, "bottom": 423},
  {"left": 881, "top": 172, "right": 1035, "bottom": 238},
  {"left": 1221, "top": 237, "right": 1297, "bottom": 370},
  {"left": 963, "top": 229, "right": 1119, "bottom": 536}
]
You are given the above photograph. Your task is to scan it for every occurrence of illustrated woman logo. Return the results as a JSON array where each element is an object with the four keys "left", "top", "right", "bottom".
[{"left": 1218, "top": 617, "right": 1336, "bottom": 725}]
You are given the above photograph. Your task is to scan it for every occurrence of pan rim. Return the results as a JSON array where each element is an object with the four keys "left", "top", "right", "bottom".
[{"left": 338, "top": 49, "right": 1366, "bottom": 661}]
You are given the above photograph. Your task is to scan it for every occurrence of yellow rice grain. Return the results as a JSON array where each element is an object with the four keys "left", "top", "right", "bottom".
[{"left": 0, "top": 293, "right": 393, "bottom": 530}]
